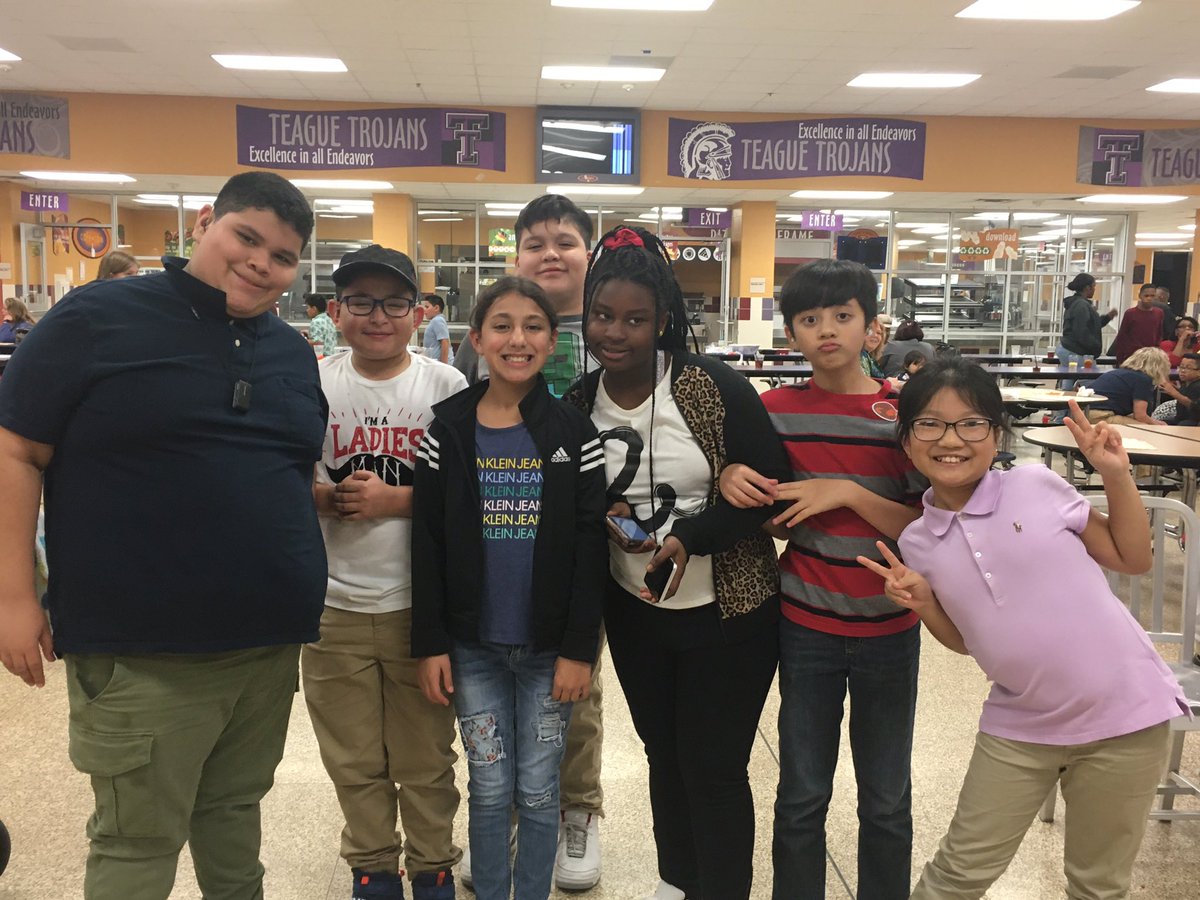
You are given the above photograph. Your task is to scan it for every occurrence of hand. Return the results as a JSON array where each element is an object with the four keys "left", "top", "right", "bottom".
[
  {"left": 417, "top": 655, "right": 454, "bottom": 706},
  {"left": 772, "top": 479, "right": 856, "bottom": 528},
  {"left": 552, "top": 657, "right": 592, "bottom": 702},
  {"left": 0, "top": 592, "right": 56, "bottom": 687},
  {"left": 605, "top": 503, "right": 656, "bottom": 554},
  {"left": 640, "top": 535, "right": 689, "bottom": 602},
  {"left": 855, "top": 541, "right": 936, "bottom": 613},
  {"left": 1063, "top": 399, "right": 1131, "bottom": 476},
  {"left": 334, "top": 470, "right": 391, "bottom": 520},
  {"left": 718, "top": 463, "right": 779, "bottom": 509}
]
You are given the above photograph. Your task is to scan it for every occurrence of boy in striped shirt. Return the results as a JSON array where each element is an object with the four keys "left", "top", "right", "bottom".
[{"left": 719, "top": 259, "right": 926, "bottom": 900}]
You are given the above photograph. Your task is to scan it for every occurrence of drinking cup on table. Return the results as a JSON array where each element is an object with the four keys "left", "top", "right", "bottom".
[
  {"left": 1068, "top": 357, "right": 1079, "bottom": 372},
  {"left": 1083, "top": 357, "right": 1094, "bottom": 369}
]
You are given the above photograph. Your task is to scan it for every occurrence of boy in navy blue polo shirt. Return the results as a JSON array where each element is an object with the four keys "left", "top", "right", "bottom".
[{"left": 0, "top": 172, "right": 327, "bottom": 900}]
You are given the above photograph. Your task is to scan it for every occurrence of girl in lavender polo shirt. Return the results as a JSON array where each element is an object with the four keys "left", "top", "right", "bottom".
[{"left": 858, "top": 357, "right": 1188, "bottom": 900}]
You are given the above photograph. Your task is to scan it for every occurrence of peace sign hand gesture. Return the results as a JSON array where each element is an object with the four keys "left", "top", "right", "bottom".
[
  {"left": 1063, "top": 399, "right": 1130, "bottom": 478},
  {"left": 856, "top": 540, "right": 936, "bottom": 613}
]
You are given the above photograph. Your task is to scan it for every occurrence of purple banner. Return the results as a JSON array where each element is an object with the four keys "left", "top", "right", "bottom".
[
  {"left": 236, "top": 105, "right": 506, "bottom": 171},
  {"left": 669, "top": 117, "right": 925, "bottom": 181},
  {"left": 684, "top": 207, "right": 731, "bottom": 229},
  {"left": 801, "top": 211, "right": 842, "bottom": 230},
  {"left": 0, "top": 92, "right": 70, "bottom": 158},
  {"left": 1077, "top": 125, "right": 1200, "bottom": 187},
  {"left": 21, "top": 190, "right": 68, "bottom": 212}
]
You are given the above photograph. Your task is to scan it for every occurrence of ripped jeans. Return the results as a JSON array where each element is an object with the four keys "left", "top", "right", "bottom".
[{"left": 450, "top": 640, "right": 572, "bottom": 900}]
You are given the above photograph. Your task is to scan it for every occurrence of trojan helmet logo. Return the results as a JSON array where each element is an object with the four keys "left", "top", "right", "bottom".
[{"left": 679, "top": 122, "right": 735, "bottom": 181}]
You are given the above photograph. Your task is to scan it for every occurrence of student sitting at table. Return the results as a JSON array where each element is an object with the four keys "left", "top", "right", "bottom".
[
  {"left": 1159, "top": 316, "right": 1198, "bottom": 367},
  {"left": 1084, "top": 347, "right": 1170, "bottom": 427},
  {"left": 1155, "top": 352, "right": 1200, "bottom": 425}
]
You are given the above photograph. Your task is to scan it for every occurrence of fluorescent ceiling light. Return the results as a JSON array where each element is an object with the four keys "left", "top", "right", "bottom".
[
  {"left": 1070, "top": 228, "right": 1093, "bottom": 235},
  {"left": 955, "top": 1, "right": 1139, "bottom": 21},
  {"left": 897, "top": 240, "right": 926, "bottom": 246},
  {"left": 541, "top": 65, "right": 665, "bottom": 82},
  {"left": 543, "top": 120, "right": 625, "bottom": 133},
  {"left": 1135, "top": 240, "right": 1189, "bottom": 247},
  {"left": 660, "top": 206, "right": 682, "bottom": 213},
  {"left": 705, "top": 207, "right": 728, "bottom": 212},
  {"left": 835, "top": 209, "right": 890, "bottom": 217},
  {"left": 546, "top": 184, "right": 644, "bottom": 196},
  {"left": 1180, "top": 224, "right": 1197, "bottom": 232},
  {"left": 319, "top": 214, "right": 358, "bottom": 219},
  {"left": 551, "top": 0, "right": 713, "bottom": 8},
  {"left": 212, "top": 54, "right": 347, "bottom": 72},
  {"left": 1147, "top": 79, "right": 1200, "bottom": 94},
  {"left": 0, "top": 48, "right": 21, "bottom": 62},
  {"left": 583, "top": 208, "right": 616, "bottom": 214},
  {"left": 790, "top": 190, "right": 893, "bottom": 200},
  {"left": 423, "top": 218, "right": 464, "bottom": 222},
  {"left": 1045, "top": 216, "right": 1107, "bottom": 225},
  {"left": 849, "top": 72, "right": 980, "bottom": 89},
  {"left": 913, "top": 226, "right": 950, "bottom": 235},
  {"left": 418, "top": 209, "right": 457, "bottom": 215},
  {"left": 1078, "top": 194, "right": 1186, "bottom": 204},
  {"left": 542, "top": 143, "right": 607, "bottom": 161},
  {"left": 895, "top": 221, "right": 940, "bottom": 228},
  {"left": 292, "top": 179, "right": 391, "bottom": 190},
  {"left": 21, "top": 170, "right": 134, "bottom": 183},
  {"left": 1136, "top": 232, "right": 1193, "bottom": 239}
]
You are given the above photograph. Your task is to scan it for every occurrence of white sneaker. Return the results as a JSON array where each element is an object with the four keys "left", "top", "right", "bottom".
[
  {"left": 643, "top": 880, "right": 686, "bottom": 900},
  {"left": 553, "top": 809, "right": 601, "bottom": 890}
]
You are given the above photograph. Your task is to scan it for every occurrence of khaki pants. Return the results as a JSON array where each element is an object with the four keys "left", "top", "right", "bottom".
[
  {"left": 911, "top": 723, "right": 1171, "bottom": 900},
  {"left": 302, "top": 606, "right": 460, "bottom": 875},
  {"left": 559, "top": 627, "right": 605, "bottom": 816},
  {"left": 65, "top": 645, "right": 301, "bottom": 900}
]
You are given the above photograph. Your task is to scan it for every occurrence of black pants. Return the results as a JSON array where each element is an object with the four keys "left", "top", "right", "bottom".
[{"left": 604, "top": 577, "right": 779, "bottom": 900}]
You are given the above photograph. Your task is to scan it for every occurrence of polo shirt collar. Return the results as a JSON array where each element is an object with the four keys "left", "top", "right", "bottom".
[
  {"left": 162, "top": 255, "right": 233, "bottom": 322},
  {"left": 919, "top": 468, "right": 1003, "bottom": 536}
]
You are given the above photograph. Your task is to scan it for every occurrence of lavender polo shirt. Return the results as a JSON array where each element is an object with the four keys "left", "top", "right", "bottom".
[{"left": 899, "top": 465, "right": 1187, "bottom": 745}]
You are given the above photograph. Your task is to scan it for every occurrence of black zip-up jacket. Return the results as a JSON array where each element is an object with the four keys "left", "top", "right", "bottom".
[
  {"left": 411, "top": 376, "right": 608, "bottom": 663},
  {"left": 1061, "top": 293, "right": 1110, "bottom": 357}
]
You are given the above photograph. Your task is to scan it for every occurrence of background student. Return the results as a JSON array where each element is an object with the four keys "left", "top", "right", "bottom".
[
  {"left": 421, "top": 293, "right": 453, "bottom": 365},
  {"left": 568, "top": 225, "right": 788, "bottom": 900},
  {"left": 306, "top": 246, "right": 467, "bottom": 900},
  {"left": 413, "top": 275, "right": 607, "bottom": 900},
  {"left": 871, "top": 358, "right": 1187, "bottom": 900}
]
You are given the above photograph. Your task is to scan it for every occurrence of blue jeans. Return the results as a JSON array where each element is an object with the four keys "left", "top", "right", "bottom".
[
  {"left": 1052, "top": 345, "right": 1094, "bottom": 422},
  {"left": 773, "top": 621, "right": 920, "bottom": 900},
  {"left": 450, "top": 641, "right": 572, "bottom": 900}
]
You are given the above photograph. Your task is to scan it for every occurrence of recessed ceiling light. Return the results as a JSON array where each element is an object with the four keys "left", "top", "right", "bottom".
[
  {"left": 1136, "top": 232, "right": 1192, "bottom": 239},
  {"left": 1135, "top": 240, "right": 1189, "bottom": 247},
  {"left": 319, "top": 214, "right": 358, "bottom": 219},
  {"left": 897, "top": 240, "right": 926, "bottom": 246},
  {"left": 583, "top": 208, "right": 616, "bottom": 214},
  {"left": 0, "top": 48, "right": 21, "bottom": 62},
  {"left": 551, "top": 0, "right": 713, "bottom": 8},
  {"left": 21, "top": 170, "right": 135, "bottom": 183},
  {"left": 705, "top": 207, "right": 729, "bottom": 212},
  {"left": 790, "top": 190, "right": 893, "bottom": 200},
  {"left": 913, "top": 226, "right": 951, "bottom": 235},
  {"left": 1079, "top": 194, "right": 1186, "bottom": 204},
  {"left": 546, "top": 184, "right": 645, "bottom": 196},
  {"left": 1147, "top": 79, "right": 1200, "bottom": 93},
  {"left": 955, "top": 1, "right": 1139, "bottom": 21},
  {"left": 541, "top": 65, "right": 665, "bottom": 82},
  {"left": 418, "top": 210, "right": 457, "bottom": 215},
  {"left": 1179, "top": 224, "right": 1197, "bottom": 232},
  {"left": 423, "top": 217, "right": 464, "bottom": 222},
  {"left": 849, "top": 73, "right": 980, "bottom": 89},
  {"left": 292, "top": 179, "right": 391, "bottom": 190},
  {"left": 212, "top": 54, "right": 347, "bottom": 72}
]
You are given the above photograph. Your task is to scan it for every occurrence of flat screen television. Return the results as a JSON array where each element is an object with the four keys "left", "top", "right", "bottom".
[{"left": 536, "top": 106, "right": 640, "bottom": 185}]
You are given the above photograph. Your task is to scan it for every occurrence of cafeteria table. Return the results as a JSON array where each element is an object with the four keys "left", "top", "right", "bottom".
[{"left": 1023, "top": 423, "right": 1200, "bottom": 507}]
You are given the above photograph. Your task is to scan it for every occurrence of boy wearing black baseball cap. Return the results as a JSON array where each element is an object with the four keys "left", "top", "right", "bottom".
[{"left": 304, "top": 245, "right": 468, "bottom": 900}]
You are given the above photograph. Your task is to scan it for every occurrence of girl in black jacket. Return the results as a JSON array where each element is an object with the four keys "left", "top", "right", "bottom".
[
  {"left": 566, "top": 226, "right": 788, "bottom": 900},
  {"left": 412, "top": 275, "right": 607, "bottom": 900}
]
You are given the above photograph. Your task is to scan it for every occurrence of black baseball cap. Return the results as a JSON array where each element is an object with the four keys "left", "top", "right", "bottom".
[{"left": 332, "top": 244, "right": 419, "bottom": 294}]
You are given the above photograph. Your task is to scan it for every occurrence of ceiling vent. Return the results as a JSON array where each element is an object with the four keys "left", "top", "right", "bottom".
[{"left": 1054, "top": 66, "right": 1135, "bottom": 80}]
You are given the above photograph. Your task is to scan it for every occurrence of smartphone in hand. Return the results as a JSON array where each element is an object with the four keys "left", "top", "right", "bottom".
[
  {"left": 643, "top": 558, "right": 679, "bottom": 602},
  {"left": 607, "top": 515, "right": 650, "bottom": 548}
]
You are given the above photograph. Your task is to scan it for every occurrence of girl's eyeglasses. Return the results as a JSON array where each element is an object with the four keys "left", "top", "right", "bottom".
[{"left": 910, "top": 417, "right": 995, "bottom": 442}]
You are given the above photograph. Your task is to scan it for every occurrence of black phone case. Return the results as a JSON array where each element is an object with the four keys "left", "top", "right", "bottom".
[{"left": 643, "top": 561, "right": 674, "bottom": 599}]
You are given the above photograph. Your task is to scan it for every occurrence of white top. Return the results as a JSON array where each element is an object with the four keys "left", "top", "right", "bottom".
[
  {"left": 591, "top": 373, "right": 715, "bottom": 610},
  {"left": 317, "top": 351, "right": 467, "bottom": 613}
]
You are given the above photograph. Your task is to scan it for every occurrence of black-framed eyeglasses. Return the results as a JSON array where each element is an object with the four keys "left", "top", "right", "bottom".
[
  {"left": 910, "top": 417, "right": 995, "bottom": 442},
  {"left": 340, "top": 295, "right": 415, "bottom": 318}
]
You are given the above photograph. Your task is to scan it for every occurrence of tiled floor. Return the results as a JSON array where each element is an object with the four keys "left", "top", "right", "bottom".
[{"left": 1, "top": 432, "right": 1197, "bottom": 899}]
